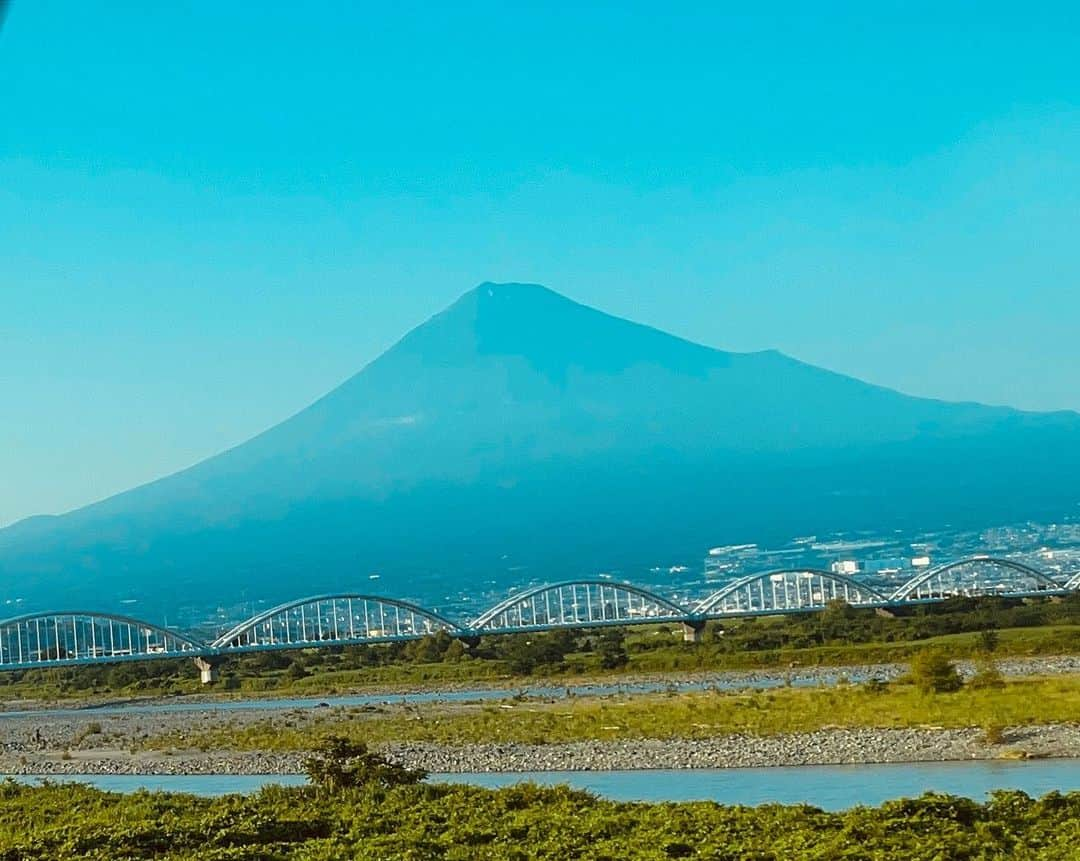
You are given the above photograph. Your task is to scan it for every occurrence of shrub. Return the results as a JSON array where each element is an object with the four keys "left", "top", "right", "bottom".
[
  {"left": 909, "top": 649, "right": 964, "bottom": 693},
  {"left": 304, "top": 736, "right": 426, "bottom": 792},
  {"left": 598, "top": 630, "right": 629, "bottom": 670},
  {"left": 285, "top": 661, "right": 310, "bottom": 681},
  {"left": 969, "top": 659, "right": 1005, "bottom": 690},
  {"left": 443, "top": 639, "right": 468, "bottom": 662}
]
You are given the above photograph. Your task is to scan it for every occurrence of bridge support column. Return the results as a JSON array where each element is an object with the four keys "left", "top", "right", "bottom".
[
  {"left": 682, "top": 620, "right": 706, "bottom": 643},
  {"left": 194, "top": 656, "right": 223, "bottom": 685}
]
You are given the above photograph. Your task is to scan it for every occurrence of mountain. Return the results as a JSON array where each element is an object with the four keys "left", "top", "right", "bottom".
[{"left": 3, "top": 282, "right": 1080, "bottom": 612}]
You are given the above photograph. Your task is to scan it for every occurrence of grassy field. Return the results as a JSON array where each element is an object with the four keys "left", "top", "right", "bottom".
[{"left": 141, "top": 673, "right": 1080, "bottom": 751}]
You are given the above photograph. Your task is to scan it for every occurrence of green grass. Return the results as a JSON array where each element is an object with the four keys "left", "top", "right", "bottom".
[
  {"left": 141, "top": 674, "right": 1080, "bottom": 751},
  {"left": 4, "top": 780, "right": 1080, "bottom": 860}
]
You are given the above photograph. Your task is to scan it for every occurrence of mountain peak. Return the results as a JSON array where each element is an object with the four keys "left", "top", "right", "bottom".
[
  {"left": 460, "top": 281, "right": 584, "bottom": 325},
  {"left": 472, "top": 281, "right": 565, "bottom": 300},
  {"left": 380, "top": 281, "right": 731, "bottom": 381}
]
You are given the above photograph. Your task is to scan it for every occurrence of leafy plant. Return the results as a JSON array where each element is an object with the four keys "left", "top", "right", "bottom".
[
  {"left": 303, "top": 735, "right": 426, "bottom": 792},
  {"left": 979, "top": 627, "right": 1000, "bottom": 654},
  {"left": 910, "top": 649, "right": 964, "bottom": 693},
  {"left": 968, "top": 658, "right": 1005, "bottom": 690},
  {"left": 1, "top": 781, "right": 1079, "bottom": 859}
]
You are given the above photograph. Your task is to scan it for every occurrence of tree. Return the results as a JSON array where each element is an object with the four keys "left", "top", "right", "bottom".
[
  {"left": 502, "top": 632, "right": 572, "bottom": 675},
  {"left": 406, "top": 631, "right": 453, "bottom": 663},
  {"left": 909, "top": 649, "right": 964, "bottom": 693},
  {"left": 819, "top": 599, "right": 856, "bottom": 643},
  {"left": 979, "top": 628, "right": 1000, "bottom": 654},
  {"left": 443, "top": 639, "right": 468, "bottom": 662},
  {"left": 503, "top": 638, "right": 544, "bottom": 674},
  {"left": 285, "top": 661, "right": 309, "bottom": 681},
  {"left": 597, "top": 629, "right": 629, "bottom": 670},
  {"left": 303, "top": 736, "right": 426, "bottom": 792}
]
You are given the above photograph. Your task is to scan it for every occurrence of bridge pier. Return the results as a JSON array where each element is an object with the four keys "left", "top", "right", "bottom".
[
  {"left": 682, "top": 620, "right": 706, "bottom": 643},
  {"left": 194, "top": 656, "right": 223, "bottom": 684}
]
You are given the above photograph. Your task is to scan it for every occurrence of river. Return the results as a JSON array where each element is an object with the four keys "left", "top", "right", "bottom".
[
  {"left": 5, "top": 759, "right": 1077, "bottom": 809},
  {"left": 0, "top": 671, "right": 871, "bottom": 720}
]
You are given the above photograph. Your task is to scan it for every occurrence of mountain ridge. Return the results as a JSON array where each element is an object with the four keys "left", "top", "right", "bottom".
[{"left": 3, "top": 282, "right": 1079, "bottom": 611}]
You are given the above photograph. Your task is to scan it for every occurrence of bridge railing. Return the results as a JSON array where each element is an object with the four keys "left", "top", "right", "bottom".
[{"left": 2, "top": 557, "right": 1077, "bottom": 670}]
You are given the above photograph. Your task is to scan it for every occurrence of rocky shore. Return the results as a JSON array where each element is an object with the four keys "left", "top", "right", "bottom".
[
  {"left": 0, "top": 655, "right": 1076, "bottom": 777},
  {"left": 391, "top": 724, "right": 1080, "bottom": 773},
  {"left": 1, "top": 724, "right": 1077, "bottom": 776}
]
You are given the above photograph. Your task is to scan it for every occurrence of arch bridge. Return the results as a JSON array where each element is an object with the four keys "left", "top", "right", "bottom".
[
  {"left": 0, "top": 611, "right": 206, "bottom": 671},
  {"left": 889, "top": 556, "right": 1064, "bottom": 602},
  {"left": 695, "top": 569, "right": 889, "bottom": 616},
  {"left": 0, "top": 556, "right": 1075, "bottom": 678},
  {"left": 467, "top": 580, "right": 689, "bottom": 634},
  {"left": 212, "top": 594, "right": 461, "bottom": 651}
]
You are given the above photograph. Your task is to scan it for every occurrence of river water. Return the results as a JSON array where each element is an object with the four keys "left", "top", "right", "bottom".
[
  {"left": 0, "top": 672, "right": 869, "bottom": 720},
  {"left": 5, "top": 759, "right": 1077, "bottom": 809}
]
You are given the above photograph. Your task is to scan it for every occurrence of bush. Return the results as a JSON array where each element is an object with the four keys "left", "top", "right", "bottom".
[
  {"left": 443, "top": 639, "right": 468, "bottom": 662},
  {"left": 304, "top": 736, "right": 426, "bottom": 792},
  {"left": 910, "top": 649, "right": 964, "bottom": 693},
  {"left": 285, "top": 661, "right": 310, "bottom": 681},
  {"left": 597, "top": 630, "right": 629, "bottom": 670},
  {"left": 969, "top": 659, "right": 1005, "bottom": 690},
  {"left": 980, "top": 628, "right": 1000, "bottom": 654}
]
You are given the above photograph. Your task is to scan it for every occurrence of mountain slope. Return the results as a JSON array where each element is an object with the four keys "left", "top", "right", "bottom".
[{"left": 3, "top": 283, "right": 1079, "bottom": 611}]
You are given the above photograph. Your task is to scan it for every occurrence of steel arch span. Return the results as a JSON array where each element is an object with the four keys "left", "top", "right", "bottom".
[
  {"left": 0, "top": 611, "right": 208, "bottom": 671},
  {"left": 1065, "top": 571, "right": 1080, "bottom": 591},
  {"left": 890, "top": 556, "right": 1064, "bottom": 602},
  {"left": 212, "top": 594, "right": 462, "bottom": 650},
  {"left": 468, "top": 580, "right": 689, "bottom": 632},
  {"left": 696, "top": 569, "right": 889, "bottom": 616}
]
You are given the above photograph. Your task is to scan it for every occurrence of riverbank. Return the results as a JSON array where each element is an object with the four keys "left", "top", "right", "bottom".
[
  {"left": 3, "top": 653, "right": 1078, "bottom": 715},
  {"left": 1, "top": 723, "right": 1078, "bottom": 776},
  {"left": 1, "top": 661, "right": 1078, "bottom": 776}
]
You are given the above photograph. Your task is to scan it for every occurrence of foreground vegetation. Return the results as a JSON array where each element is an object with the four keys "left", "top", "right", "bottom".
[
  {"left": 1, "top": 596, "right": 1078, "bottom": 702},
  {"left": 1, "top": 778, "right": 1079, "bottom": 860},
  {"left": 142, "top": 673, "right": 1080, "bottom": 750}
]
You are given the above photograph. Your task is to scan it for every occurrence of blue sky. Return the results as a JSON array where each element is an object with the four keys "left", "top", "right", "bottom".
[{"left": 2, "top": 2, "right": 1079, "bottom": 526}]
